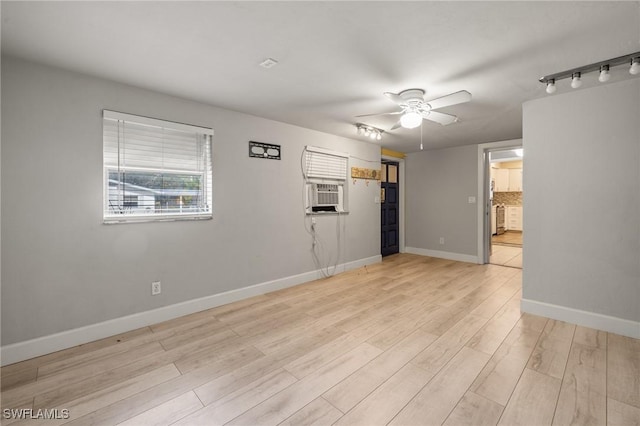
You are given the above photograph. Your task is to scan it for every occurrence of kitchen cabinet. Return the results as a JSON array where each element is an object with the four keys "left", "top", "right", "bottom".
[
  {"left": 508, "top": 168, "right": 523, "bottom": 191},
  {"left": 491, "top": 205, "right": 497, "bottom": 235},
  {"left": 506, "top": 206, "right": 522, "bottom": 231},
  {"left": 492, "top": 167, "right": 522, "bottom": 192},
  {"left": 493, "top": 168, "right": 510, "bottom": 192}
]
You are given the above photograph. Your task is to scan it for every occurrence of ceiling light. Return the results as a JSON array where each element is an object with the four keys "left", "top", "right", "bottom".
[
  {"left": 355, "top": 123, "right": 383, "bottom": 141},
  {"left": 540, "top": 51, "right": 639, "bottom": 94},
  {"left": 400, "top": 111, "right": 422, "bottom": 129},
  {"left": 598, "top": 65, "right": 611, "bottom": 82},
  {"left": 545, "top": 79, "right": 557, "bottom": 94},
  {"left": 259, "top": 58, "right": 278, "bottom": 69},
  {"left": 631, "top": 57, "right": 640, "bottom": 75},
  {"left": 570, "top": 72, "right": 582, "bottom": 89}
]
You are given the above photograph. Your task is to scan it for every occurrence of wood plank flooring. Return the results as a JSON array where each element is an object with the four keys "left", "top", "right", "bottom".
[
  {"left": 492, "top": 230, "right": 523, "bottom": 247},
  {"left": 2, "top": 253, "right": 639, "bottom": 425}
]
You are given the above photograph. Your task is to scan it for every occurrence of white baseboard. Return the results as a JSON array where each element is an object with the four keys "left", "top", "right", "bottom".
[
  {"left": 405, "top": 246, "right": 480, "bottom": 264},
  {"left": 1, "top": 255, "right": 381, "bottom": 366},
  {"left": 521, "top": 298, "right": 640, "bottom": 339}
]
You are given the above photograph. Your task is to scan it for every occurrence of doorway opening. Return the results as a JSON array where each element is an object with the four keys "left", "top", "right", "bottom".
[
  {"left": 381, "top": 160, "right": 400, "bottom": 256},
  {"left": 488, "top": 148, "right": 523, "bottom": 268}
]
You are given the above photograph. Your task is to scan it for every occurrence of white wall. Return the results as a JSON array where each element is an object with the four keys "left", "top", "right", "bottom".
[
  {"left": 0, "top": 57, "right": 381, "bottom": 357},
  {"left": 405, "top": 144, "right": 479, "bottom": 262},
  {"left": 522, "top": 78, "right": 640, "bottom": 338}
]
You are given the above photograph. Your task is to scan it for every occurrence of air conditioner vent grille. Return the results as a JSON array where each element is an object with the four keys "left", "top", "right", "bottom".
[{"left": 312, "top": 183, "right": 340, "bottom": 207}]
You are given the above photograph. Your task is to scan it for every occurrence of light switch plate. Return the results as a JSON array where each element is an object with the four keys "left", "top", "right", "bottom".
[{"left": 468, "top": 196, "right": 476, "bottom": 204}]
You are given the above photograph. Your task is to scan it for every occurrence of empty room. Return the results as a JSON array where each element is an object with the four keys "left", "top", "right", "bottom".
[{"left": 1, "top": 2, "right": 639, "bottom": 425}]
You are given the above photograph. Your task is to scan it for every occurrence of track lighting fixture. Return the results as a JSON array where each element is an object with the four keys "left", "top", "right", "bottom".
[
  {"left": 540, "top": 51, "right": 640, "bottom": 94},
  {"left": 570, "top": 72, "right": 582, "bottom": 89},
  {"left": 631, "top": 57, "right": 640, "bottom": 75},
  {"left": 355, "top": 123, "right": 383, "bottom": 141},
  {"left": 598, "top": 65, "right": 611, "bottom": 82}
]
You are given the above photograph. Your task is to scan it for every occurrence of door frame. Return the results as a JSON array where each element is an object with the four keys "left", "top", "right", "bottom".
[
  {"left": 476, "top": 139, "right": 522, "bottom": 264},
  {"left": 382, "top": 155, "right": 405, "bottom": 254}
]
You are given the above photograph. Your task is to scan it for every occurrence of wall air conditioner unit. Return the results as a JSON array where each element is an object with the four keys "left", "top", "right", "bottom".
[
  {"left": 312, "top": 183, "right": 339, "bottom": 206},
  {"left": 309, "top": 183, "right": 343, "bottom": 212}
]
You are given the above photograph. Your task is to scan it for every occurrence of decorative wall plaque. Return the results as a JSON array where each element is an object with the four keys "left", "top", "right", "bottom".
[
  {"left": 351, "top": 167, "right": 381, "bottom": 180},
  {"left": 249, "top": 141, "right": 281, "bottom": 160}
]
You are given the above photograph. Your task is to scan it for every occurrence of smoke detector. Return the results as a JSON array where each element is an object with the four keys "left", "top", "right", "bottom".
[{"left": 259, "top": 58, "right": 279, "bottom": 69}]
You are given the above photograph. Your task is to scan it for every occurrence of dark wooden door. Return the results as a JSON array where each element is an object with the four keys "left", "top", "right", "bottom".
[{"left": 381, "top": 161, "right": 399, "bottom": 256}]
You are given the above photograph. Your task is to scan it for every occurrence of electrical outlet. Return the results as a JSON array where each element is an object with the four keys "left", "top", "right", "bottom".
[
  {"left": 439, "top": 237, "right": 445, "bottom": 245},
  {"left": 151, "top": 281, "right": 161, "bottom": 296}
]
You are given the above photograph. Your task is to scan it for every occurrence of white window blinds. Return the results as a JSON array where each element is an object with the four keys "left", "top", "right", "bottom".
[
  {"left": 103, "top": 110, "right": 213, "bottom": 223},
  {"left": 304, "top": 146, "right": 348, "bottom": 180}
]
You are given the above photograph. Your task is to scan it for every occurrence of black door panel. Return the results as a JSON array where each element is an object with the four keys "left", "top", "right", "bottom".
[{"left": 381, "top": 161, "right": 399, "bottom": 256}]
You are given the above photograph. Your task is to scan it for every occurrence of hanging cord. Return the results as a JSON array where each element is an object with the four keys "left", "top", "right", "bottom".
[{"left": 420, "top": 121, "right": 424, "bottom": 150}]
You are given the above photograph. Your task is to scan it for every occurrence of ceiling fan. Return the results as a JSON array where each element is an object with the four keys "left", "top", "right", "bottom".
[{"left": 357, "top": 88, "right": 472, "bottom": 130}]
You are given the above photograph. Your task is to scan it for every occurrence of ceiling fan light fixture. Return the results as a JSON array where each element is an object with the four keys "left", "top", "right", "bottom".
[{"left": 400, "top": 111, "right": 422, "bottom": 129}]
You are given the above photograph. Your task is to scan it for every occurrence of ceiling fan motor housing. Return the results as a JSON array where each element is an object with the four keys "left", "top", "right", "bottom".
[{"left": 398, "top": 88, "right": 426, "bottom": 105}]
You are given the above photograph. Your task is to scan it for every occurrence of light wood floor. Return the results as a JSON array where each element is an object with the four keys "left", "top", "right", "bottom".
[
  {"left": 2, "top": 254, "right": 639, "bottom": 425},
  {"left": 492, "top": 230, "right": 523, "bottom": 247},
  {"left": 490, "top": 245, "right": 522, "bottom": 268}
]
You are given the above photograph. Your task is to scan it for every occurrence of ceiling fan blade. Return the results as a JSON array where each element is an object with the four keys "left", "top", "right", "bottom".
[
  {"left": 422, "top": 110, "right": 459, "bottom": 126},
  {"left": 389, "top": 121, "right": 402, "bottom": 130},
  {"left": 425, "top": 90, "right": 472, "bottom": 110},
  {"left": 355, "top": 111, "right": 403, "bottom": 118},
  {"left": 383, "top": 92, "right": 406, "bottom": 105}
]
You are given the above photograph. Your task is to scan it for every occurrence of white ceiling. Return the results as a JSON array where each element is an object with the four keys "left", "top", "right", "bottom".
[{"left": 2, "top": 1, "right": 639, "bottom": 153}]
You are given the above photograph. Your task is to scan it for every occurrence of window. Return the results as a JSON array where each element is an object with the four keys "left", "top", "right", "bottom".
[
  {"left": 303, "top": 146, "right": 348, "bottom": 213},
  {"left": 103, "top": 110, "right": 213, "bottom": 223}
]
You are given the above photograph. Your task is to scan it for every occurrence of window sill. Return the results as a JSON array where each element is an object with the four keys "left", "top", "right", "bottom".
[{"left": 103, "top": 214, "right": 212, "bottom": 224}]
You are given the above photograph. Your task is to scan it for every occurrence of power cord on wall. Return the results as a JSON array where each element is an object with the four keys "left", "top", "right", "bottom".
[{"left": 300, "top": 147, "right": 343, "bottom": 278}]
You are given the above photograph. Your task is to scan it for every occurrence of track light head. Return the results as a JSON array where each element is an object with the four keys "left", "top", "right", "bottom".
[
  {"left": 570, "top": 72, "right": 582, "bottom": 89},
  {"left": 598, "top": 65, "right": 611, "bottom": 82},
  {"left": 545, "top": 79, "right": 557, "bottom": 94},
  {"left": 631, "top": 57, "right": 640, "bottom": 75}
]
